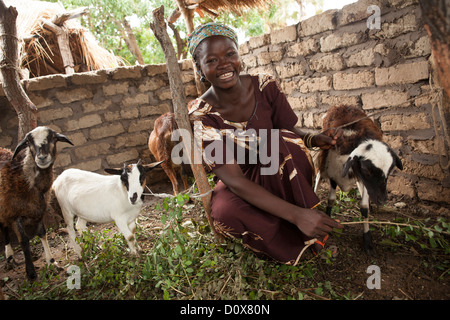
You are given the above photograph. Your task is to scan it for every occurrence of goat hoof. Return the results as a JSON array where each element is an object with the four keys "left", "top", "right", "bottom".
[
  {"left": 5, "top": 257, "right": 17, "bottom": 270},
  {"left": 325, "top": 206, "right": 332, "bottom": 216},
  {"left": 26, "top": 267, "right": 37, "bottom": 281},
  {"left": 363, "top": 231, "right": 376, "bottom": 255},
  {"left": 5, "top": 259, "right": 17, "bottom": 270},
  {"left": 48, "top": 259, "right": 63, "bottom": 271}
]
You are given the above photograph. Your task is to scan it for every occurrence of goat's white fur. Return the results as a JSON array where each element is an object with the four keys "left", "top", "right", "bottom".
[
  {"left": 321, "top": 148, "right": 355, "bottom": 192},
  {"left": 348, "top": 140, "right": 394, "bottom": 177},
  {"left": 53, "top": 164, "right": 148, "bottom": 257}
]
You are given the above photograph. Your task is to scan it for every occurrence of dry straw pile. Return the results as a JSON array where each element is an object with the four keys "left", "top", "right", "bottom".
[{"left": 7, "top": 0, "right": 124, "bottom": 78}]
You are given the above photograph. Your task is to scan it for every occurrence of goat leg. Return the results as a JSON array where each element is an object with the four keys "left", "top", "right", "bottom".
[
  {"left": 325, "top": 179, "right": 337, "bottom": 216},
  {"left": 361, "top": 208, "right": 375, "bottom": 254},
  {"left": 163, "top": 161, "right": 179, "bottom": 195},
  {"left": 357, "top": 181, "right": 375, "bottom": 255},
  {"left": 36, "top": 220, "right": 59, "bottom": 269},
  {"left": 115, "top": 218, "right": 138, "bottom": 255},
  {"left": 0, "top": 223, "right": 17, "bottom": 269},
  {"left": 180, "top": 164, "right": 189, "bottom": 192},
  {"left": 11, "top": 218, "right": 37, "bottom": 280}
]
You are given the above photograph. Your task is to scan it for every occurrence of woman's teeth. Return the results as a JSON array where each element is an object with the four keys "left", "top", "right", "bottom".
[{"left": 219, "top": 72, "right": 233, "bottom": 79}]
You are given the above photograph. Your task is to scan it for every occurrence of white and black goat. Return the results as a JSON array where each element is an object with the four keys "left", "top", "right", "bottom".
[
  {"left": 0, "top": 126, "right": 73, "bottom": 280},
  {"left": 317, "top": 105, "right": 403, "bottom": 254},
  {"left": 52, "top": 159, "right": 163, "bottom": 257}
]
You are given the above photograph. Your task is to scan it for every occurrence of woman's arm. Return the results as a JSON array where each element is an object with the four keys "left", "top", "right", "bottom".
[
  {"left": 213, "top": 162, "right": 343, "bottom": 238},
  {"left": 290, "top": 127, "right": 342, "bottom": 150}
]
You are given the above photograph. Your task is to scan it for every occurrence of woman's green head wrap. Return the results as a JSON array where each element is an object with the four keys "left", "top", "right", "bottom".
[{"left": 187, "top": 22, "right": 238, "bottom": 59}]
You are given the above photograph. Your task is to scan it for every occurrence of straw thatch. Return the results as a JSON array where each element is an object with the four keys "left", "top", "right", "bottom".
[
  {"left": 5, "top": 0, "right": 124, "bottom": 78},
  {"left": 186, "top": 0, "right": 272, "bottom": 17}
]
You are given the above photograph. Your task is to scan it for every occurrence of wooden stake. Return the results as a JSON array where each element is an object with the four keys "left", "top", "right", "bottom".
[{"left": 150, "top": 5, "right": 221, "bottom": 241}]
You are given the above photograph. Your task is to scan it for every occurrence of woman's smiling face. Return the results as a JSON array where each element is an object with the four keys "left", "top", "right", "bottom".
[{"left": 195, "top": 35, "right": 241, "bottom": 89}]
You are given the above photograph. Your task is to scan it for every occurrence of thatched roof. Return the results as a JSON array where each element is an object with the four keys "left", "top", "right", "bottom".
[
  {"left": 5, "top": 0, "right": 124, "bottom": 78},
  {"left": 187, "top": 0, "right": 272, "bottom": 16},
  {"left": 171, "top": 0, "right": 273, "bottom": 21}
]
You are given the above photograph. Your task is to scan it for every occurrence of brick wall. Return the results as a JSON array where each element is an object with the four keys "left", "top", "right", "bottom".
[
  {"left": 0, "top": 0, "right": 448, "bottom": 204},
  {"left": 0, "top": 61, "right": 197, "bottom": 173},
  {"left": 239, "top": 0, "right": 449, "bottom": 204}
]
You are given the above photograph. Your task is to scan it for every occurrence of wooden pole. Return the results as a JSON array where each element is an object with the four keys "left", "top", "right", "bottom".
[
  {"left": 150, "top": 5, "right": 220, "bottom": 240},
  {"left": 42, "top": 7, "right": 89, "bottom": 75},
  {"left": 0, "top": 0, "right": 37, "bottom": 140},
  {"left": 42, "top": 20, "right": 75, "bottom": 74},
  {"left": 174, "top": 0, "right": 206, "bottom": 96}
]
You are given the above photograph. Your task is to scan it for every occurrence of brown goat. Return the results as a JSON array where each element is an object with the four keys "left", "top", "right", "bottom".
[
  {"left": 317, "top": 105, "right": 402, "bottom": 254},
  {"left": 149, "top": 112, "right": 189, "bottom": 195},
  {"left": 0, "top": 127, "right": 73, "bottom": 280}
]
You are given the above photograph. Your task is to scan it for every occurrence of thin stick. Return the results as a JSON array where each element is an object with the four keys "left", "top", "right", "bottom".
[
  {"left": 341, "top": 220, "right": 450, "bottom": 236},
  {"left": 293, "top": 238, "right": 317, "bottom": 266}
]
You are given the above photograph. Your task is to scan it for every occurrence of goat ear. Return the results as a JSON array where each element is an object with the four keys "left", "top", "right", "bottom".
[
  {"left": 104, "top": 168, "right": 123, "bottom": 175},
  {"left": 143, "top": 160, "right": 164, "bottom": 172},
  {"left": 55, "top": 133, "right": 74, "bottom": 146},
  {"left": 390, "top": 149, "right": 403, "bottom": 171},
  {"left": 12, "top": 135, "right": 30, "bottom": 160},
  {"left": 342, "top": 156, "right": 355, "bottom": 177}
]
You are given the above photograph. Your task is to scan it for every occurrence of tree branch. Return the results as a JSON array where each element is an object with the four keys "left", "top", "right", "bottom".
[{"left": 0, "top": 0, "right": 37, "bottom": 140}]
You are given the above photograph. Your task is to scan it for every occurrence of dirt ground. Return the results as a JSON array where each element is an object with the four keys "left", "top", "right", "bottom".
[
  {"left": 311, "top": 181, "right": 450, "bottom": 300},
  {"left": 308, "top": 204, "right": 450, "bottom": 300},
  {"left": 0, "top": 179, "right": 449, "bottom": 300}
]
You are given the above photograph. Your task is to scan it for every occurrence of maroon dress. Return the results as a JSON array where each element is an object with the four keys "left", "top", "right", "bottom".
[{"left": 188, "top": 74, "right": 319, "bottom": 264}]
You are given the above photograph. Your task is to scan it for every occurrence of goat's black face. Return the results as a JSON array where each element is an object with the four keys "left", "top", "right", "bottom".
[
  {"left": 13, "top": 127, "right": 73, "bottom": 169},
  {"left": 105, "top": 160, "right": 164, "bottom": 205},
  {"left": 351, "top": 158, "right": 387, "bottom": 204},
  {"left": 342, "top": 140, "right": 403, "bottom": 205},
  {"left": 106, "top": 163, "right": 145, "bottom": 205},
  {"left": 120, "top": 166, "right": 131, "bottom": 191}
]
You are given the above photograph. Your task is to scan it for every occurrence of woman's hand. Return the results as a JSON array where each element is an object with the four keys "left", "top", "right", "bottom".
[
  {"left": 312, "top": 128, "right": 342, "bottom": 150},
  {"left": 214, "top": 163, "right": 342, "bottom": 235},
  {"left": 292, "top": 207, "right": 343, "bottom": 238}
]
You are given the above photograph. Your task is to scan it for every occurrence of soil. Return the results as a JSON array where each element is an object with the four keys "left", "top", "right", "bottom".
[{"left": 0, "top": 179, "right": 449, "bottom": 300}]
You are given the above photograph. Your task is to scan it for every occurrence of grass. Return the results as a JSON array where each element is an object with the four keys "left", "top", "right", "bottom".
[{"left": 4, "top": 189, "right": 450, "bottom": 300}]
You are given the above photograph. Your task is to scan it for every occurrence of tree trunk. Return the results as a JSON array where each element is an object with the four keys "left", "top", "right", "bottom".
[
  {"left": 110, "top": 15, "right": 145, "bottom": 65},
  {"left": 419, "top": 0, "right": 450, "bottom": 171},
  {"left": 168, "top": 22, "right": 187, "bottom": 60},
  {"left": 0, "top": 0, "right": 37, "bottom": 140},
  {"left": 175, "top": 0, "right": 195, "bottom": 34},
  {"left": 150, "top": 5, "right": 220, "bottom": 241},
  {"left": 122, "top": 19, "right": 145, "bottom": 65},
  {"left": 174, "top": 0, "right": 206, "bottom": 96},
  {"left": 419, "top": 0, "right": 450, "bottom": 100}
]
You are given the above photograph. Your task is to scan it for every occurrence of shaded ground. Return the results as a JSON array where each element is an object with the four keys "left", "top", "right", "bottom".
[{"left": 0, "top": 179, "right": 449, "bottom": 300}]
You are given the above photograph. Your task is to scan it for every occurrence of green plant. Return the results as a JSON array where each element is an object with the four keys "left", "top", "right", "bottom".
[
  {"left": 10, "top": 186, "right": 449, "bottom": 300},
  {"left": 378, "top": 216, "right": 450, "bottom": 253}
]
